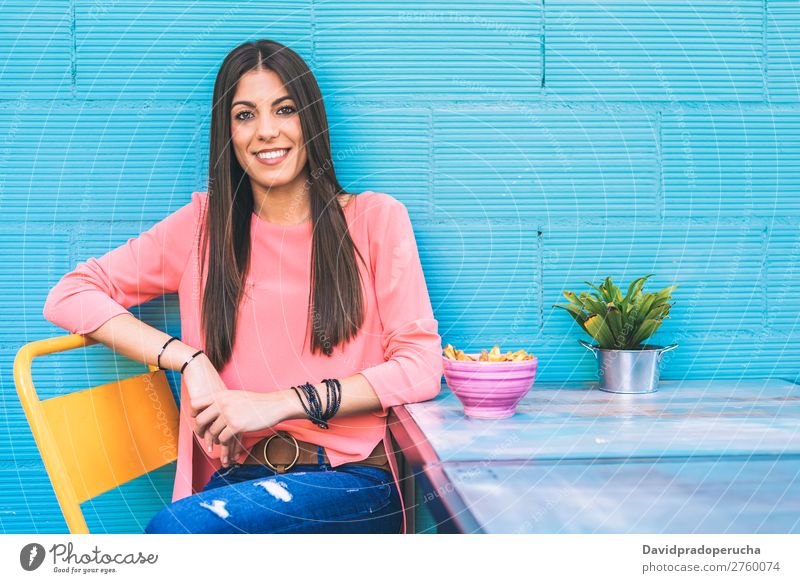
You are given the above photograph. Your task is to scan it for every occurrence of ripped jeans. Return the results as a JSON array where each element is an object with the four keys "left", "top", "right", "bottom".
[{"left": 144, "top": 446, "right": 402, "bottom": 534}]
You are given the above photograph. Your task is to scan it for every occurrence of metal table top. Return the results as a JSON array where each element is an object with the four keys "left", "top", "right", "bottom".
[
  {"left": 438, "top": 456, "right": 800, "bottom": 534},
  {"left": 395, "top": 378, "right": 800, "bottom": 533},
  {"left": 407, "top": 379, "right": 800, "bottom": 463}
]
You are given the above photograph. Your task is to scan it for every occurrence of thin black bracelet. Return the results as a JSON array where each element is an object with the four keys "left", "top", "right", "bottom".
[
  {"left": 322, "top": 378, "right": 342, "bottom": 420},
  {"left": 304, "top": 382, "right": 326, "bottom": 428},
  {"left": 291, "top": 380, "right": 342, "bottom": 429},
  {"left": 331, "top": 378, "right": 341, "bottom": 417},
  {"left": 291, "top": 385, "right": 315, "bottom": 420},
  {"left": 157, "top": 336, "right": 179, "bottom": 370},
  {"left": 300, "top": 382, "right": 327, "bottom": 429},
  {"left": 180, "top": 350, "right": 204, "bottom": 374},
  {"left": 292, "top": 383, "right": 320, "bottom": 426}
]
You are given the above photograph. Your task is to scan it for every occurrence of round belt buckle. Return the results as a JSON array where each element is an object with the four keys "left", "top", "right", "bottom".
[{"left": 262, "top": 432, "right": 300, "bottom": 473}]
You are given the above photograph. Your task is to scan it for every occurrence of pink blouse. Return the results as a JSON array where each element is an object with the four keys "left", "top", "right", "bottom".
[{"left": 43, "top": 190, "right": 443, "bottom": 534}]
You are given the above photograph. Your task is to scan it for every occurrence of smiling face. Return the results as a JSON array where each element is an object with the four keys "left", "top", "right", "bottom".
[{"left": 229, "top": 68, "right": 309, "bottom": 199}]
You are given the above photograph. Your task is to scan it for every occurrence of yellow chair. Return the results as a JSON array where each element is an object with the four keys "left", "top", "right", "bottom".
[{"left": 14, "top": 334, "right": 179, "bottom": 534}]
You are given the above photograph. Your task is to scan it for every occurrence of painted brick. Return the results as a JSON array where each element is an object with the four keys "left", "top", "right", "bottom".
[
  {"left": 767, "top": 0, "right": 800, "bottom": 101},
  {"left": 542, "top": 222, "right": 765, "bottom": 336},
  {"left": 0, "top": 1, "right": 71, "bottom": 99},
  {"left": 314, "top": 1, "right": 542, "bottom": 100},
  {"left": 766, "top": 224, "right": 800, "bottom": 330},
  {"left": 74, "top": 0, "right": 313, "bottom": 99},
  {"left": 419, "top": 223, "right": 539, "bottom": 338},
  {"left": 662, "top": 112, "right": 800, "bottom": 216},
  {"left": 1, "top": 231, "right": 70, "bottom": 344},
  {"left": 546, "top": 0, "right": 763, "bottom": 100},
  {"left": 433, "top": 108, "right": 658, "bottom": 219},
  {"left": 0, "top": 106, "right": 201, "bottom": 224}
]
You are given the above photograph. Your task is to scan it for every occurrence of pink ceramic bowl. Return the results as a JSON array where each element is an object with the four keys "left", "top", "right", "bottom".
[{"left": 442, "top": 354, "right": 538, "bottom": 419}]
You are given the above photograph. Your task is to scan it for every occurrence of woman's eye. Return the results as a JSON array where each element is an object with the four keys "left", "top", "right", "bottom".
[
  {"left": 234, "top": 110, "right": 254, "bottom": 121},
  {"left": 277, "top": 105, "right": 296, "bottom": 115}
]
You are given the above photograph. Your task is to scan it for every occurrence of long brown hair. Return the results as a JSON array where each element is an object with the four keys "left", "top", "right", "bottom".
[{"left": 199, "top": 39, "right": 367, "bottom": 370}]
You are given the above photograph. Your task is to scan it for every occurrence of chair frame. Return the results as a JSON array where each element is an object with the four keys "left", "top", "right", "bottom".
[{"left": 14, "top": 334, "right": 179, "bottom": 533}]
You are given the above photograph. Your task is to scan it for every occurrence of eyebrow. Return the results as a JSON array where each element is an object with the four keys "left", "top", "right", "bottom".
[{"left": 231, "top": 95, "right": 293, "bottom": 108}]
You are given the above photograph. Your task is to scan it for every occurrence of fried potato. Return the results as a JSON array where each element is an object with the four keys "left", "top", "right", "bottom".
[
  {"left": 456, "top": 349, "right": 475, "bottom": 361},
  {"left": 443, "top": 343, "right": 536, "bottom": 362}
]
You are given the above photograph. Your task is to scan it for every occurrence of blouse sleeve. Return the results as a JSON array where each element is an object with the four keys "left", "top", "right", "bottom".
[
  {"left": 359, "top": 195, "right": 443, "bottom": 415},
  {"left": 43, "top": 191, "right": 205, "bottom": 335}
]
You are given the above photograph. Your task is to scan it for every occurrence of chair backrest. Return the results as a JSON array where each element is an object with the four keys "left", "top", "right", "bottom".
[{"left": 14, "top": 334, "right": 179, "bottom": 534}]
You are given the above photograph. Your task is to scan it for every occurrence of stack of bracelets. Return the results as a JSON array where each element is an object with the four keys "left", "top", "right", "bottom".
[{"left": 291, "top": 380, "right": 342, "bottom": 429}]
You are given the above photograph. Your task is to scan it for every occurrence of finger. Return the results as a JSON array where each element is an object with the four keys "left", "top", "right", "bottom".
[
  {"left": 229, "top": 434, "right": 244, "bottom": 463},
  {"left": 219, "top": 427, "right": 237, "bottom": 453},
  {"left": 220, "top": 441, "right": 231, "bottom": 467},
  {"left": 235, "top": 434, "right": 246, "bottom": 462},
  {"left": 225, "top": 435, "right": 238, "bottom": 465},
  {"left": 193, "top": 404, "right": 220, "bottom": 437},
  {"left": 204, "top": 430, "right": 214, "bottom": 455},
  {"left": 219, "top": 431, "right": 242, "bottom": 466},
  {"left": 208, "top": 416, "right": 229, "bottom": 445},
  {"left": 195, "top": 410, "right": 221, "bottom": 454}
]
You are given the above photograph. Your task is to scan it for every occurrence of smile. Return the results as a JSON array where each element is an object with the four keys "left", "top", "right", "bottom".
[{"left": 253, "top": 148, "right": 290, "bottom": 166}]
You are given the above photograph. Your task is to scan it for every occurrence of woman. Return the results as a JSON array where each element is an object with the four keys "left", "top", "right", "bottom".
[{"left": 43, "top": 39, "right": 442, "bottom": 534}]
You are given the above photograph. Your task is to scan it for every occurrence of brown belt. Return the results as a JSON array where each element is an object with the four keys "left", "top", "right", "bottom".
[{"left": 243, "top": 430, "right": 390, "bottom": 474}]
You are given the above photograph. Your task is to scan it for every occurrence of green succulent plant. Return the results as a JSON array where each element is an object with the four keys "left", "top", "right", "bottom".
[{"left": 553, "top": 274, "right": 677, "bottom": 350}]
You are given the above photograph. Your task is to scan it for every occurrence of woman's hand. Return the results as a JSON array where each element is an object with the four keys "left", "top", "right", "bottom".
[
  {"left": 181, "top": 353, "right": 230, "bottom": 453},
  {"left": 192, "top": 390, "right": 287, "bottom": 466}
]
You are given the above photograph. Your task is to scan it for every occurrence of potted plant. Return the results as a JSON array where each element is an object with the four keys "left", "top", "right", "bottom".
[{"left": 553, "top": 274, "right": 678, "bottom": 394}]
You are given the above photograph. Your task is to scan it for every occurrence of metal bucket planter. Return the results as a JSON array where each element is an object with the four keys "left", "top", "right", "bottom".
[{"left": 579, "top": 340, "right": 678, "bottom": 394}]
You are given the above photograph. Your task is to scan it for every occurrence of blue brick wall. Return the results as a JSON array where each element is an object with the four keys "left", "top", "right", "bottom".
[{"left": 1, "top": 1, "right": 798, "bottom": 533}]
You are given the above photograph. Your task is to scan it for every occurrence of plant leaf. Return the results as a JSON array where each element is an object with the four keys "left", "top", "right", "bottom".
[
  {"left": 554, "top": 303, "right": 589, "bottom": 333},
  {"left": 554, "top": 303, "right": 588, "bottom": 320},
  {"left": 629, "top": 318, "right": 662, "bottom": 346},
  {"left": 580, "top": 292, "right": 607, "bottom": 316},
  {"left": 605, "top": 303, "right": 623, "bottom": 347},
  {"left": 563, "top": 290, "right": 583, "bottom": 307},
  {"left": 651, "top": 285, "right": 678, "bottom": 306},
  {"left": 624, "top": 274, "right": 653, "bottom": 304},
  {"left": 634, "top": 294, "right": 656, "bottom": 327},
  {"left": 584, "top": 281, "right": 607, "bottom": 299},
  {"left": 584, "top": 314, "right": 616, "bottom": 348},
  {"left": 604, "top": 276, "right": 623, "bottom": 304}
]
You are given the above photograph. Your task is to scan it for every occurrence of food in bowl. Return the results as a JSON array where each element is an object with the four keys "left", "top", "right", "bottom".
[
  {"left": 442, "top": 343, "right": 538, "bottom": 419},
  {"left": 444, "top": 343, "right": 535, "bottom": 362}
]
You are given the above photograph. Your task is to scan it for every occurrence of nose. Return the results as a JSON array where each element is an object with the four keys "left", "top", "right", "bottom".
[{"left": 256, "top": 112, "right": 280, "bottom": 141}]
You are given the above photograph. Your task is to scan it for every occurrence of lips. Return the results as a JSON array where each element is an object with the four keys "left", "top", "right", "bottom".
[
  {"left": 255, "top": 147, "right": 290, "bottom": 155},
  {"left": 253, "top": 148, "right": 290, "bottom": 165}
]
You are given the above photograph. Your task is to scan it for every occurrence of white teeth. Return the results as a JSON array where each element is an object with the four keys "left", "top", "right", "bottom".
[{"left": 256, "top": 149, "right": 288, "bottom": 159}]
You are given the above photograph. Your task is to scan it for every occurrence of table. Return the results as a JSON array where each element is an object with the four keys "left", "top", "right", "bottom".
[{"left": 388, "top": 379, "right": 800, "bottom": 533}]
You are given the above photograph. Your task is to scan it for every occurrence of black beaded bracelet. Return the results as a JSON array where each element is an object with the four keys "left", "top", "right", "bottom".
[
  {"left": 291, "top": 384, "right": 316, "bottom": 422},
  {"left": 293, "top": 383, "right": 321, "bottom": 427},
  {"left": 157, "top": 336, "right": 179, "bottom": 370},
  {"left": 322, "top": 378, "right": 342, "bottom": 420},
  {"left": 291, "top": 381, "right": 342, "bottom": 429},
  {"left": 304, "top": 382, "right": 326, "bottom": 428}
]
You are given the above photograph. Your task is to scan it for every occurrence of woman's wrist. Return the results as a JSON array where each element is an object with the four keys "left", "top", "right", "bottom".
[
  {"left": 160, "top": 338, "right": 208, "bottom": 372},
  {"left": 276, "top": 387, "right": 311, "bottom": 422}
]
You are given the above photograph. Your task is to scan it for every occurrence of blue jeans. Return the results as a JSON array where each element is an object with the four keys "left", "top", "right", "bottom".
[{"left": 144, "top": 447, "right": 402, "bottom": 534}]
